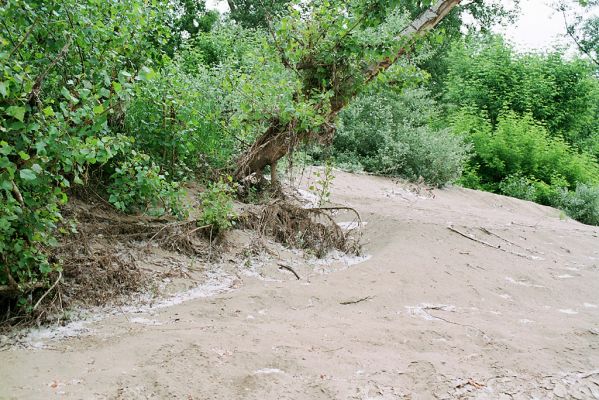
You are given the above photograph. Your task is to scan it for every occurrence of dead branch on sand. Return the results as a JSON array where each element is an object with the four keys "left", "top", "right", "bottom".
[{"left": 447, "top": 225, "right": 540, "bottom": 261}]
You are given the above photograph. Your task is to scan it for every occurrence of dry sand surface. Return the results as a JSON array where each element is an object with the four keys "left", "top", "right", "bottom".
[{"left": 1, "top": 169, "right": 599, "bottom": 399}]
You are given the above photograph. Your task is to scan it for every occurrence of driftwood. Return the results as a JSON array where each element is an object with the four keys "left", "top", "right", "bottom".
[{"left": 447, "top": 225, "right": 540, "bottom": 261}]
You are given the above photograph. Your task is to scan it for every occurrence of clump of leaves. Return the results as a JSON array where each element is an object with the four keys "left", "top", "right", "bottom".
[
  {"left": 107, "top": 152, "right": 185, "bottom": 218},
  {"left": 199, "top": 178, "right": 237, "bottom": 233},
  {"left": 309, "top": 161, "right": 335, "bottom": 206},
  {"left": 555, "top": 184, "right": 599, "bottom": 226},
  {"left": 0, "top": 0, "right": 173, "bottom": 304}
]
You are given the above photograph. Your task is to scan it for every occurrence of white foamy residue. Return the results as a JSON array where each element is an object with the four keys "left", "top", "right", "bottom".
[
  {"left": 254, "top": 368, "right": 285, "bottom": 375},
  {"left": 296, "top": 189, "right": 319, "bottom": 208},
  {"left": 558, "top": 309, "right": 578, "bottom": 315},
  {"left": 505, "top": 277, "right": 545, "bottom": 288},
  {"left": 337, "top": 221, "right": 367, "bottom": 231},
  {"left": 311, "top": 250, "right": 371, "bottom": 268},
  {"left": 404, "top": 304, "right": 456, "bottom": 321},
  {"left": 16, "top": 269, "right": 234, "bottom": 349}
]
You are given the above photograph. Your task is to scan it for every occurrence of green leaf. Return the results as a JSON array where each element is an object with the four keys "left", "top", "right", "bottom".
[
  {"left": 93, "top": 104, "right": 104, "bottom": 115},
  {"left": 31, "top": 163, "right": 42, "bottom": 173},
  {"left": 61, "top": 86, "right": 72, "bottom": 99},
  {"left": 6, "top": 106, "right": 26, "bottom": 122},
  {"left": 18, "top": 151, "right": 30, "bottom": 160},
  {"left": 42, "top": 106, "right": 55, "bottom": 117},
  {"left": 138, "top": 66, "right": 157, "bottom": 81},
  {"left": 113, "top": 81, "right": 122, "bottom": 94},
  {"left": 0, "top": 81, "right": 7, "bottom": 97},
  {"left": 19, "top": 169, "right": 36, "bottom": 180},
  {"left": 1, "top": 179, "right": 12, "bottom": 191}
]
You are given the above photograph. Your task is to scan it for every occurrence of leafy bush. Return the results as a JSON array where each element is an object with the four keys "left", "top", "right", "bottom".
[
  {"left": 444, "top": 35, "right": 599, "bottom": 153},
  {"left": 555, "top": 184, "right": 599, "bottom": 226},
  {"left": 0, "top": 0, "right": 176, "bottom": 299},
  {"left": 334, "top": 88, "right": 470, "bottom": 186},
  {"left": 453, "top": 110, "right": 599, "bottom": 196},
  {"left": 107, "top": 153, "right": 185, "bottom": 217},
  {"left": 498, "top": 175, "right": 538, "bottom": 202},
  {"left": 452, "top": 109, "right": 599, "bottom": 225},
  {"left": 199, "top": 178, "right": 237, "bottom": 233},
  {"left": 126, "top": 62, "right": 236, "bottom": 175}
]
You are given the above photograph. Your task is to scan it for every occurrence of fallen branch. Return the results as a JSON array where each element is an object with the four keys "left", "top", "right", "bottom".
[
  {"left": 422, "top": 308, "right": 489, "bottom": 339},
  {"left": 447, "top": 225, "right": 538, "bottom": 260},
  {"left": 33, "top": 271, "right": 62, "bottom": 311},
  {"left": 340, "top": 296, "right": 373, "bottom": 305},
  {"left": 185, "top": 224, "right": 212, "bottom": 236},
  {"left": 278, "top": 264, "right": 300, "bottom": 280},
  {"left": 479, "top": 227, "right": 543, "bottom": 255}
]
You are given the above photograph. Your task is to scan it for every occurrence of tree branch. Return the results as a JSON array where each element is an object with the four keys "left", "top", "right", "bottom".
[
  {"left": 561, "top": 8, "right": 599, "bottom": 67},
  {"left": 367, "top": 0, "right": 462, "bottom": 82}
]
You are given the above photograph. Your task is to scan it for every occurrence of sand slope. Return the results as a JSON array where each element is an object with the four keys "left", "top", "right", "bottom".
[{"left": 1, "top": 170, "right": 598, "bottom": 399}]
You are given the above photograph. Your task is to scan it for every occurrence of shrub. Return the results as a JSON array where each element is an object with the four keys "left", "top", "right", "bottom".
[
  {"left": 0, "top": 0, "right": 175, "bottom": 300},
  {"left": 499, "top": 175, "right": 538, "bottom": 202},
  {"left": 555, "top": 184, "right": 599, "bottom": 226},
  {"left": 199, "top": 178, "right": 237, "bottom": 233},
  {"left": 334, "top": 88, "right": 470, "bottom": 187},
  {"left": 453, "top": 110, "right": 599, "bottom": 197},
  {"left": 107, "top": 153, "right": 185, "bottom": 217},
  {"left": 444, "top": 35, "right": 599, "bottom": 152}
]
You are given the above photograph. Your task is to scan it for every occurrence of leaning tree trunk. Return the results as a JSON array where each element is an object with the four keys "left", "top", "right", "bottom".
[{"left": 234, "top": 0, "right": 462, "bottom": 183}]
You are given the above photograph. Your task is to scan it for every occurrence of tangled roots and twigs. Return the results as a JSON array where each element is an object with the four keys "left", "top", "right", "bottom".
[{"left": 239, "top": 201, "right": 361, "bottom": 257}]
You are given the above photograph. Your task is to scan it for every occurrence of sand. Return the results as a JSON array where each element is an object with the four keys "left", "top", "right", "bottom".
[{"left": 1, "top": 169, "right": 598, "bottom": 399}]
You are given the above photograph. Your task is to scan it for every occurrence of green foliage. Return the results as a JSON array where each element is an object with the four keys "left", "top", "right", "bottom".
[
  {"left": 0, "top": 0, "right": 178, "bottom": 299},
  {"left": 126, "top": 61, "right": 235, "bottom": 175},
  {"left": 227, "top": 0, "right": 291, "bottom": 28},
  {"left": 555, "top": 184, "right": 599, "bottom": 226},
  {"left": 444, "top": 36, "right": 599, "bottom": 153},
  {"left": 454, "top": 110, "right": 599, "bottom": 195},
  {"left": 334, "top": 88, "right": 470, "bottom": 187},
  {"left": 309, "top": 162, "right": 335, "bottom": 206},
  {"left": 453, "top": 109, "right": 599, "bottom": 223},
  {"left": 107, "top": 152, "right": 185, "bottom": 217},
  {"left": 498, "top": 175, "right": 539, "bottom": 202},
  {"left": 199, "top": 178, "right": 237, "bottom": 233}
]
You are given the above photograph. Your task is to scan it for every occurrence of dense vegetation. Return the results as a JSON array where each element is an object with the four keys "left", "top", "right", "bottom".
[{"left": 1, "top": 0, "right": 598, "bottom": 306}]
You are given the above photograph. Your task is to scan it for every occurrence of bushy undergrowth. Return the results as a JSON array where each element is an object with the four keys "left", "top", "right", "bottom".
[
  {"left": 334, "top": 88, "right": 470, "bottom": 187},
  {"left": 444, "top": 36, "right": 599, "bottom": 155},
  {"left": 555, "top": 184, "right": 599, "bottom": 226},
  {"left": 453, "top": 110, "right": 599, "bottom": 193},
  {"left": 452, "top": 109, "right": 599, "bottom": 225},
  {"left": 0, "top": 0, "right": 172, "bottom": 298},
  {"left": 0, "top": 2, "right": 289, "bottom": 303},
  {"left": 198, "top": 178, "right": 237, "bottom": 233}
]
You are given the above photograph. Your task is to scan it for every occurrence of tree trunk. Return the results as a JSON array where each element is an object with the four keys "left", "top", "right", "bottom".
[{"left": 234, "top": 0, "right": 461, "bottom": 182}]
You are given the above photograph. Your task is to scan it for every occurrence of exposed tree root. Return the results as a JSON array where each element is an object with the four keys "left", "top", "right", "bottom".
[{"left": 239, "top": 200, "right": 361, "bottom": 257}]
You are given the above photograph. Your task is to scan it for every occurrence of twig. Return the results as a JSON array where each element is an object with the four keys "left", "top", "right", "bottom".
[
  {"left": 7, "top": 16, "right": 39, "bottom": 60},
  {"left": 32, "top": 271, "right": 62, "bottom": 312},
  {"left": 422, "top": 308, "right": 489, "bottom": 338},
  {"left": 479, "top": 227, "right": 543, "bottom": 255},
  {"left": 185, "top": 224, "right": 212, "bottom": 236},
  {"left": 11, "top": 180, "right": 24, "bottom": 207},
  {"left": 447, "top": 225, "right": 538, "bottom": 260},
  {"left": 28, "top": 37, "right": 72, "bottom": 105},
  {"left": 278, "top": 264, "right": 300, "bottom": 280},
  {"left": 307, "top": 206, "right": 363, "bottom": 227},
  {"left": 340, "top": 295, "right": 373, "bottom": 305},
  {"left": 146, "top": 221, "right": 190, "bottom": 243}
]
